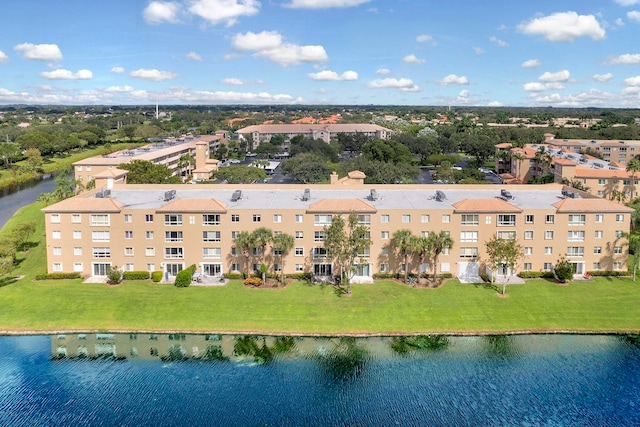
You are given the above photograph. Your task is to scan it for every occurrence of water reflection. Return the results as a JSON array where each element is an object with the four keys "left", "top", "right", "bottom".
[{"left": 390, "top": 335, "right": 450, "bottom": 355}]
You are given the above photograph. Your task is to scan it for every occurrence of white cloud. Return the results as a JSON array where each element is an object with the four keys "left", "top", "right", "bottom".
[
  {"left": 0, "top": 51, "right": 8, "bottom": 63},
  {"left": 39, "top": 69, "right": 93, "bottom": 80},
  {"left": 473, "top": 47, "right": 484, "bottom": 55},
  {"left": 487, "top": 101, "right": 503, "bottom": 107},
  {"left": 592, "top": 73, "right": 613, "bottom": 82},
  {"left": 220, "top": 77, "right": 264, "bottom": 85},
  {"left": 283, "top": 0, "right": 371, "bottom": 8},
  {"left": 308, "top": 70, "right": 358, "bottom": 81},
  {"left": 105, "top": 85, "right": 135, "bottom": 93},
  {"left": 174, "top": 89, "right": 302, "bottom": 104},
  {"left": 615, "top": 0, "right": 640, "bottom": 6},
  {"left": 403, "top": 54, "right": 425, "bottom": 64},
  {"left": 143, "top": 1, "right": 181, "bottom": 24},
  {"left": 439, "top": 74, "right": 469, "bottom": 85},
  {"left": 130, "top": 68, "right": 178, "bottom": 81},
  {"left": 625, "top": 76, "right": 640, "bottom": 86},
  {"left": 367, "top": 77, "right": 420, "bottom": 92},
  {"left": 458, "top": 89, "right": 470, "bottom": 98},
  {"left": 416, "top": 34, "right": 436, "bottom": 46},
  {"left": 518, "top": 11, "right": 605, "bottom": 42},
  {"left": 375, "top": 68, "right": 390, "bottom": 75},
  {"left": 521, "top": 59, "right": 541, "bottom": 68},
  {"left": 231, "top": 30, "right": 327, "bottom": 66},
  {"left": 523, "top": 81, "right": 565, "bottom": 91},
  {"left": 14, "top": 43, "right": 63, "bottom": 61},
  {"left": 489, "top": 36, "right": 508, "bottom": 47},
  {"left": 538, "top": 70, "right": 570, "bottom": 83},
  {"left": 616, "top": 17, "right": 625, "bottom": 26},
  {"left": 110, "top": 66, "right": 125, "bottom": 73},
  {"left": 187, "top": 0, "right": 260, "bottom": 26},
  {"left": 628, "top": 10, "right": 640, "bottom": 22},
  {"left": 186, "top": 51, "right": 202, "bottom": 61},
  {"left": 610, "top": 53, "right": 640, "bottom": 64}
]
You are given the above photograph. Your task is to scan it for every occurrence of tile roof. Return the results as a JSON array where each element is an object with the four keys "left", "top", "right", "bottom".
[
  {"left": 156, "top": 198, "right": 228, "bottom": 212},
  {"left": 306, "top": 198, "right": 377, "bottom": 213},
  {"left": 42, "top": 197, "right": 124, "bottom": 212},
  {"left": 551, "top": 198, "right": 634, "bottom": 212},
  {"left": 452, "top": 198, "right": 522, "bottom": 212}
]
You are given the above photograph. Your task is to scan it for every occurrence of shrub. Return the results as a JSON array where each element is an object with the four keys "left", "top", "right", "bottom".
[
  {"left": 35, "top": 272, "right": 82, "bottom": 280},
  {"left": 440, "top": 273, "right": 453, "bottom": 279},
  {"left": 151, "top": 271, "right": 163, "bottom": 282},
  {"left": 285, "top": 272, "right": 312, "bottom": 281},
  {"left": 480, "top": 273, "right": 491, "bottom": 283},
  {"left": 174, "top": 264, "right": 196, "bottom": 288},
  {"left": 106, "top": 265, "right": 123, "bottom": 285},
  {"left": 586, "top": 270, "right": 631, "bottom": 277},
  {"left": 122, "top": 271, "right": 150, "bottom": 280},
  {"left": 224, "top": 272, "right": 243, "bottom": 280},
  {"left": 554, "top": 257, "right": 574, "bottom": 283},
  {"left": 244, "top": 277, "right": 262, "bottom": 287}
]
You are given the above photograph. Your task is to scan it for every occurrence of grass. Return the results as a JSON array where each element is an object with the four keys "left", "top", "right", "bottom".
[{"left": 1, "top": 202, "right": 640, "bottom": 335}]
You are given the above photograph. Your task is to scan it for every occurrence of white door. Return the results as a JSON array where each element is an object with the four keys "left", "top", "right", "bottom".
[{"left": 458, "top": 262, "right": 479, "bottom": 283}]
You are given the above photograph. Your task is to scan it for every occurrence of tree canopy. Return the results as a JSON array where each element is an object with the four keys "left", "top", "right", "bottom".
[{"left": 122, "top": 160, "right": 182, "bottom": 184}]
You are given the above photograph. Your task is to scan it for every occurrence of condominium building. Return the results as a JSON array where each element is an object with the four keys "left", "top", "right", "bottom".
[
  {"left": 234, "top": 123, "right": 391, "bottom": 147},
  {"left": 42, "top": 178, "right": 631, "bottom": 283},
  {"left": 544, "top": 133, "right": 640, "bottom": 165}
]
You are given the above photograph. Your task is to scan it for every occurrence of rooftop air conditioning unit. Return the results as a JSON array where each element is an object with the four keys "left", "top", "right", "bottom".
[
  {"left": 369, "top": 189, "right": 378, "bottom": 201},
  {"left": 163, "top": 190, "right": 176, "bottom": 201},
  {"left": 302, "top": 188, "right": 311, "bottom": 201},
  {"left": 231, "top": 190, "right": 242, "bottom": 202}
]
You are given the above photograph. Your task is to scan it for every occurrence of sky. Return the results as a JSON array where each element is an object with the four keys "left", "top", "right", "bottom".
[{"left": 0, "top": 0, "right": 640, "bottom": 108}]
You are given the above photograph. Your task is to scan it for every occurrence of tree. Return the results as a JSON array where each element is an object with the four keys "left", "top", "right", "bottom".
[
  {"left": 252, "top": 227, "right": 273, "bottom": 283},
  {"left": 272, "top": 232, "right": 294, "bottom": 284},
  {"left": 425, "top": 231, "right": 454, "bottom": 287},
  {"left": 627, "top": 158, "right": 640, "bottom": 201},
  {"left": 484, "top": 236, "right": 524, "bottom": 295},
  {"left": 178, "top": 153, "right": 194, "bottom": 181},
  {"left": 363, "top": 139, "right": 415, "bottom": 165},
  {"left": 215, "top": 165, "right": 267, "bottom": 184},
  {"left": 233, "top": 231, "right": 254, "bottom": 278},
  {"left": 10, "top": 221, "right": 36, "bottom": 252},
  {"left": 22, "top": 148, "right": 43, "bottom": 173},
  {"left": 323, "top": 212, "right": 371, "bottom": 294},
  {"left": 0, "top": 142, "right": 21, "bottom": 169},
  {"left": 412, "top": 236, "right": 430, "bottom": 286},
  {"left": 121, "top": 160, "right": 182, "bottom": 184},
  {"left": 623, "top": 232, "right": 640, "bottom": 281},
  {"left": 391, "top": 229, "right": 415, "bottom": 284},
  {"left": 554, "top": 257, "right": 574, "bottom": 283},
  {"left": 0, "top": 241, "right": 16, "bottom": 277}
]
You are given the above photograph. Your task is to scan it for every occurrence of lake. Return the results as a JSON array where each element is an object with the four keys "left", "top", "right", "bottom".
[
  {"left": 1, "top": 333, "right": 639, "bottom": 426},
  {"left": 0, "top": 174, "right": 56, "bottom": 229}
]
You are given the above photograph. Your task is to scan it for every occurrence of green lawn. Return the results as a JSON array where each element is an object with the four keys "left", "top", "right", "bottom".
[{"left": 1, "top": 202, "right": 640, "bottom": 335}]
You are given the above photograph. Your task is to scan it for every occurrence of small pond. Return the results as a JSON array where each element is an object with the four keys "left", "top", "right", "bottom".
[{"left": 1, "top": 333, "right": 639, "bottom": 426}]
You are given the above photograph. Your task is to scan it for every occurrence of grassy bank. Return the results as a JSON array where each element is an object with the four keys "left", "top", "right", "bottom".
[{"left": 1, "top": 202, "right": 639, "bottom": 335}]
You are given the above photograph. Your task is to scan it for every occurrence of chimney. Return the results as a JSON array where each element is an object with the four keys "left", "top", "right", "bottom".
[{"left": 330, "top": 171, "right": 338, "bottom": 184}]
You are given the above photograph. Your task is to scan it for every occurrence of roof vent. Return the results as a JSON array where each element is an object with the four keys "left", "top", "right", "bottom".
[
  {"left": 302, "top": 188, "right": 311, "bottom": 201},
  {"left": 231, "top": 190, "right": 242, "bottom": 202},
  {"left": 164, "top": 189, "right": 176, "bottom": 201},
  {"left": 500, "top": 189, "right": 514, "bottom": 200},
  {"left": 369, "top": 189, "right": 378, "bottom": 201},
  {"left": 435, "top": 190, "right": 446, "bottom": 202},
  {"left": 95, "top": 189, "right": 111, "bottom": 198}
]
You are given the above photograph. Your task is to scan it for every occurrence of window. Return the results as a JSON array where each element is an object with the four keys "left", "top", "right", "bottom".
[
  {"left": 145, "top": 247, "right": 155, "bottom": 256},
  {"left": 442, "top": 214, "right": 450, "bottom": 223},
  {"left": 486, "top": 215, "right": 492, "bottom": 225},
  {"left": 460, "top": 231, "right": 478, "bottom": 242},
  {"left": 524, "top": 247, "right": 532, "bottom": 255},
  {"left": 614, "top": 262, "right": 622, "bottom": 270},
  {"left": 616, "top": 230, "right": 624, "bottom": 238},
  {"left": 53, "top": 247, "right": 62, "bottom": 256},
  {"left": 459, "top": 247, "right": 478, "bottom": 258},
  {"left": 421, "top": 214, "right": 430, "bottom": 223},
  {"left": 92, "top": 231, "right": 110, "bottom": 242},
  {"left": 295, "top": 247, "right": 304, "bottom": 256},
  {"left": 545, "top": 215, "right": 555, "bottom": 224},
  {"left": 231, "top": 214, "right": 240, "bottom": 222},
  {"left": 568, "top": 230, "right": 585, "bottom": 241},
  {"left": 357, "top": 214, "right": 371, "bottom": 225},
  {"left": 146, "top": 231, "right": 154, "bottom": 239},
  {"left": 357, "top": 248, "right": 370, "bottom": 258},
  {"left": 50, "top": 214, "right": 60, "bottom": 223},
  {"left": 314, "top": 214, "right": 332, "bottom": 226},
  {"left": 231, "top": 263, "right": 240, "bottom": 272},
  {"left": 125, "top": 231, "right": 133, "bottom": 239},
  {"left": 592, "top": 262, "right": 601, "bottom": 270},
  {"left": 295, "top": 214, "right": 303, "bottom": 223},
  {"left": 381, "top": 214, "right": 390, "bottom": 223},
  {"left": 595, "top": 214, "right": 603, "bottom": 223},
  {"left": 525, "top": 215, "right": 534, "bottom": 224},
  {"left": 381, "top": 231, "right": 390, "bottom": 239},
  {"left": 164, "top": 214, "right": 182, "bottom": 226},
  {"left": 90, "top": 214, "right": 110, "bottom": 226},
  {"left": 593, "top": 246, "right": 602, "bottom": 254},
  {"left": 421, "top": 231, "right": 429, "bottom": 238},
  {"left": 189, "top": 216, "right": 195, "bottom": 225},
  {"left": 624, "top": 179, "right": 631, "bottom": 185},
  {"left": 202, "top": 231, "right": 221, "bottom": 242},
  {"left": 566, "top": 247, "right": 584, "bottom": 257},
  {"left": 544, "top": 263, "right": 553, "bottom": 271},
  {"left": 440, "top": 263, "right": 450, "bottom": 273},
  {"left": 524, "top": 231, "right": 534, "bottom": 240},
  {"left": 73, "top": 230, "right": 81, "bottom": 239},
  {"left": 381, "top": 247, "right": 389, "bottom": 256},
  {"left": 497, "top": 215, "right": 516, "bottom": 226},
  {"left": 273, "top": 248, "right": 282, "bottom": 256},
  {"left": 595, "top": 230, "right": 603, "bottom": 239},
  {"left": 545, "top": 231, "right": 554, "bottom": 240},
  {"left": 568, "top": 214, "right": 586, "bottom": 225},
  {"left": 202, "top": 214, "right": 220, "bottom": 225},
  {"left": 74, "top": 247, "right": 82, "bottom": 256},
  {"left": 52, "top": 263, "right": 63, "bottom": 272},
  {"left": 402, "top": 214, "right": 411, "bottom": 223},
  {"left": 313, "top": 247, "right": 328, "bottom": 258},
  {"left": 273, "top": 263, "right": 282, "bottom": 272},
  {"left": 92, "top": 247, "right": 111, "bottom": 258},
  {"left": 461, "top": 214, "right": 478, "bottom": 225},
  {"left": 273, "top": 214, "right": 282, "bottom": 223},
  {"left": 598, "top": 179, "right": 606, "bottom": 185},
  {"left": 497, "top": 231, "right": 516, "bottom": 240},
  {"left": 597, "top": 190, "right": 605, "bottom": 197},
  {"left": 442, "top": 248, "right": 450, "bottom": 256},
  {"left": 71, "top": 214, "right": 81, "bottom": 223},
  {"left": 380, "top": 263, "right": 389, "bottom": 273},
  {"left": 124, "top": 214, "right": 132, "bottom": 223},
  {"left": 616, "top": 214, "right": 624, "bottom": 222},
  {"left": 295, "top": 231, "right": 303, "bottom": 239},
  {"left": 52, "top": 230, "right": 61, "bottom": 239},
  {"left": 614, "top": 246, "right": 623, "bottom": 254},
  {"left": 124, "top": 247, "right": 134, "bottom": 256},
  {"left": 545, "top": 247, "right": 553, "bottom": 255},
  {"left": 165, "top": 231, "right": 184, "bottom": 242},
  {"left": 314, "top": 231, "right": 325, "bottom": 242},
  {"left": 147, "top": 264, "right": 155, "bottom": 272},
  {"left": 252, "top": 214, "right": 261, "bottom": 222},
  {"left": 231, "top": 231, "right": 239, "bottom": 239},
  {"left": 164, "top": 247, "right": 184, "bottom": 259},
  {"left": 231, "top": 247, "right": 237, "bottom": 256},
  {"left": 125, "top": 264, "right": 134, "bottom": 272},
  {"left": 523, "top": 263, "right": 532, "bottom": 271},
  {"left": 73, "top": 263, "right": 83, "bottom": 272},
  {"left": 295, "top": 264, "right": 304, "bottom": 272},
  {"left": 145, "top": 214, "right": 154, "bottom": 222},
  {"left": 252, "top": 247, "right": 262, "bottom": 256},
  {"left": 202, "top": 248, "right": 221, "bottom": 259}
]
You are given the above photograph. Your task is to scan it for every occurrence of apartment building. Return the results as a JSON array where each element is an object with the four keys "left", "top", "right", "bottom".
[
  {"left": 73, "top": 132, "right": 228, "bottom": 187},
  {"left": 234, "top": 123, "right": 391, "bottom": 147},
  {"left": 544, "top": 133, "right": 640, "bottom": 165},
  {"left": 42, "top": 180, "right": 632, "bottom": 283}
]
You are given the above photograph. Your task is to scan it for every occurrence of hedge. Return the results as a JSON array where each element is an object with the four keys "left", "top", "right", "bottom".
[
  {"left": 175, "top": 264, "right": 196, "bottom": 287},
  {"left": 224, "top": 272, "right": 243, "bottom": 280},
  {"left": 284, "top": 272, "right": 312, "bottom": 281},
  {"left": 517, "top": 271, "right": 555, "bottom": 279},
  {"left": 586, "top": 270, "right": 631, "bottom": 277},
  {"left": 35, "top": 272, "right": 82, "bottom": 280},
  {"left": 122, "top": 271, "right": 150, "bottom": 280},
  {"left": 151, "top": 271, "right": 163, "bottom": 282}
]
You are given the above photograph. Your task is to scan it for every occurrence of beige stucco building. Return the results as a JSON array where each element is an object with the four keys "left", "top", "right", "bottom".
[
  {"left": 42, "top": 178, "right": 632, "bottom": 283},
  {"left": 234, "top": 123, "right": 391, "bottom": 147}
]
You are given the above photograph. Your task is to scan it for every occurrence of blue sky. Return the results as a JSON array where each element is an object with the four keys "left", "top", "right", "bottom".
[{"left": 1, "top": 0, "right": 639, "bottom": 107}]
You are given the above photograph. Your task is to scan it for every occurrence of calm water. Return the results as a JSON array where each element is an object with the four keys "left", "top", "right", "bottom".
[
  {"left": 0, "top": 174, "right": 56, "bottom": 229},
  {"left": 1, "top": 334, "right": 639, "bottom": 426}
]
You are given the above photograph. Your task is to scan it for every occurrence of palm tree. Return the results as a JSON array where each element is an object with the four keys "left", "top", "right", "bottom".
[
  {"left": 233, "top": 231, "right": 254, "bottom": 279},
  {"left": 512, "top": 150, "right": 526, "bottom": 183},
  {"left": 425, "top": 231, "right": 454, "bottom": 287},
  {"left": 626, "top": 158, "right": 640, "bottom": 202},
  {"left": 391, "top": 229, "right": 415, "bottom": 283},
  {"left": 623, "top": 232, "right": 640, "bottom": 281},
  {"left": 252, "top": 227, "right": 273, "bottom": 283},
  {"left": 178, "top": 153, "right": 194, "bottom": 181},
  {"left": 272, "top": 233, "right": 294, "bottom": 284},
  {"left": 611, "top": 189, "right": 627, "bottom": 204},
  {"left": 412, "top": 235, "right": 430, "bottom": 286}
]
